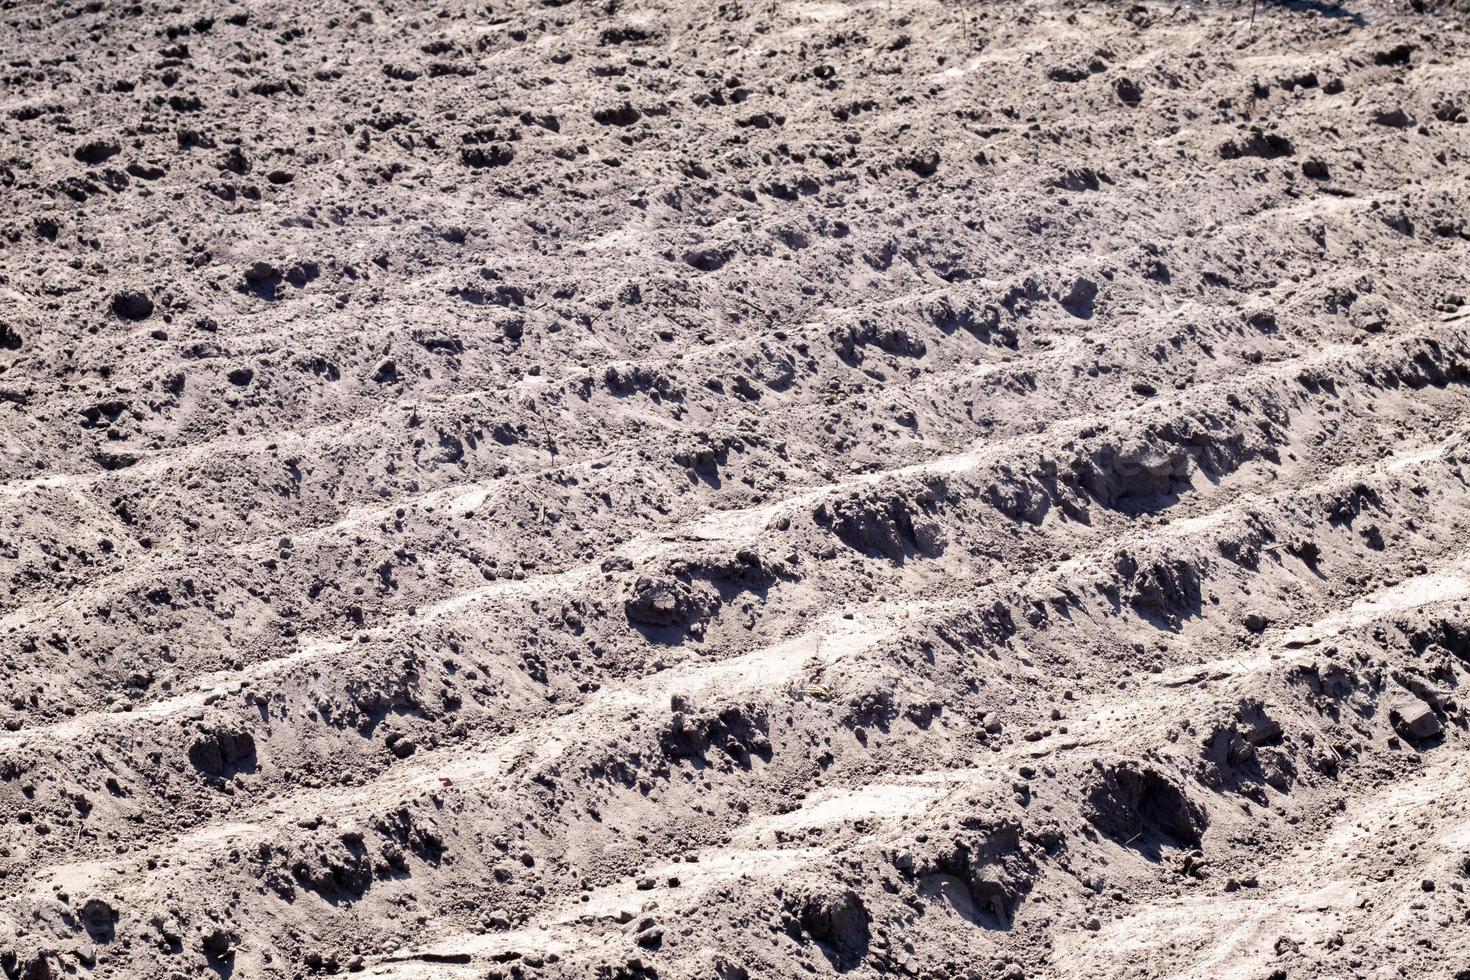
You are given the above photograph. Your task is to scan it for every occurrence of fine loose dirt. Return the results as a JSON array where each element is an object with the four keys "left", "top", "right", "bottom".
[{"left": 3, "top": 0, "right": 1470, "bottom": 978}]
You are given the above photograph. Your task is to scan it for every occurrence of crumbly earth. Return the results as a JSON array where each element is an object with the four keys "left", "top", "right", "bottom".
[{"left": 3, "top": 0, "right": 1470, "bottom": 978}]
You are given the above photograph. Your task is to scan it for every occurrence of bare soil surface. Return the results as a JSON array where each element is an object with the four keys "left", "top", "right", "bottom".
[{"left": 3, "top": 0, "right": 1470, "bottom": 978}]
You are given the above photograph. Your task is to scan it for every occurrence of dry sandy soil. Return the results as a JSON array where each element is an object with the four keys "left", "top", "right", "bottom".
[{"left": 3, "top": 0, "right": 1470, "bottom": 977}]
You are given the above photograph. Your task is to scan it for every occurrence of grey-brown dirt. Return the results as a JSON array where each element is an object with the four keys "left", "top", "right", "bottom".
[{"left": 3, "top": 0, "right": 1470, "bottom": 978}]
